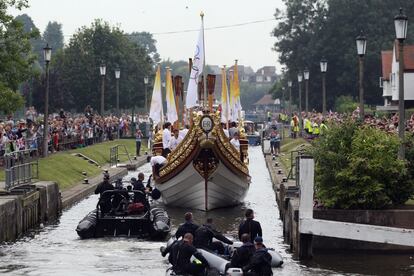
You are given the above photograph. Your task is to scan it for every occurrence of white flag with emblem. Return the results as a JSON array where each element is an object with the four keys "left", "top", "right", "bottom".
[{"left": 186, "top": 24, "right": 204, "bottom": 108}]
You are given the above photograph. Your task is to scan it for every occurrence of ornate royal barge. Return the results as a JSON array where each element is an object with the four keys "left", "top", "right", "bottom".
[{"left": 152, "top": 112, "right": 251, "bottom": 211}]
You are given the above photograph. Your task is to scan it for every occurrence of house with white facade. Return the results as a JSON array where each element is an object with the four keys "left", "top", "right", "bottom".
[
  {"left": 380, "top": 41, "right": 414, "bottom": 110},
  {"left": 255, "top": 66, "right": 277, "bottom": 83}
]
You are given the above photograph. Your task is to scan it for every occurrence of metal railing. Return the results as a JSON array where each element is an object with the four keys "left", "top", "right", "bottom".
[
  {"left": 3, "top": 149, "right": 39, "bottom": 191},
  {"left": 5, "top": 161, "right": 39, "bottom": 190},
  {"left": 287, "top": 148, "right": 307, "bottom": 180},
  {"left": 4, "top": 149, "right": 39, "bottom": 169},
  {"left": 110, "top": 144, "right": 132, "bottom": 167}
]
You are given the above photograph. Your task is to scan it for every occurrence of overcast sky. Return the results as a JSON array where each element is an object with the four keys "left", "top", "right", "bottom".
[{"left": 11, "top": 0, "right": 285, "bottom": 72}]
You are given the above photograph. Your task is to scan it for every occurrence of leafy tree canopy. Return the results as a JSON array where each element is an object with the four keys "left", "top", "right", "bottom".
[
  {"left": 32, "top": 19, "right": 154, "bottom": 113},
  {"left": 43, "top": 21, "right": 64, "bottom": 52},
  {"left": 273, "top": 0, "right": 414, "bottom": 111},
  {"left": 128, "top": 31, "right": 160, "bottom": 63},
  {"left": 0, "top": 83, "right": 25, "bottom": 115},
  {"left": 0, "top": 1, "right": 38, "bottom": 90}
]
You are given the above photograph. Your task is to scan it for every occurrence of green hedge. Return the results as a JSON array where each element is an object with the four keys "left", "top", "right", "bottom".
[{"left": 309, "top": 121, "right": 414, "bottom": 209}]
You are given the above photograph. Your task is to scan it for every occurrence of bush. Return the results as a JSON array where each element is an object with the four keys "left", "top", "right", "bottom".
[
  {"left": 334, "top": 95, "right": 358, "bottom": 114},
  {"left": 310, "top": 121, "right": 414, "bottom": 209}
]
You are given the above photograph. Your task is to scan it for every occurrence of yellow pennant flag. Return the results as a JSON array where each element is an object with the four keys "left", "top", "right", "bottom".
[
  {"left": 233, "top": 60, "right": 242, "bottom": 120},
  {"left": 221, "top": 67, "right": 230, "bottom": 124},
  {"left": 166, "top": 68, "right": 178, "bottom": 123},
  {"left": 229, "top": 70, "right": 237, "bottom": 122}
]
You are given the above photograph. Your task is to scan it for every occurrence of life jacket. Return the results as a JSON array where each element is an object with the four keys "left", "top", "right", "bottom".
[
  {"left": 313, "top": 123, "right": 320, "bottom": 135},
  {"left": 127, "top": 202, "right": 145, "bottom": 214},
  {"left": 320, "top": 123, "right": 328, "bottom": 134}
]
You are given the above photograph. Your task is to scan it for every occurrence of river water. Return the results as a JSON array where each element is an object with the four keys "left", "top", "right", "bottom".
[{"left": 0, "top": 147, "right": 413, "bottom": 275}]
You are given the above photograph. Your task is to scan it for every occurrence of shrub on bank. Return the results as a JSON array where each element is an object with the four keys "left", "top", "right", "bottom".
[{"left": 310, "top": 120, "right": 414, "bottom": 209}]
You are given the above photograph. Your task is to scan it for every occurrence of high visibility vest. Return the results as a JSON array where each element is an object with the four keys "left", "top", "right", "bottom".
[
  {"left": 305, "top": 119, "right": 313, "bottom": 133},
  {"left": 303, "top": 119, "right": 309, "bottom": 130},
  {"left": 313, "top": 123, "right": 320, "bottom": 135},
  {"left": 320, "top": 123, "right": 328, "bottom": 134}
]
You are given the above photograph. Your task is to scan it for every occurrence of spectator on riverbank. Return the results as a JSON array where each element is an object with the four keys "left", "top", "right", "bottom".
[{"left": 135, "top": 129, "right": 143, "bottom": 156}]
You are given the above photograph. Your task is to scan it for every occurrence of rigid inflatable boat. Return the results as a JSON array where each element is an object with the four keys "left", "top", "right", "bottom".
[
  {"left": 76, "top": 190, "right": 170, "bottom": 239},
  {"left": 162, "top": 237, "right": 283, "bottom": 275}
]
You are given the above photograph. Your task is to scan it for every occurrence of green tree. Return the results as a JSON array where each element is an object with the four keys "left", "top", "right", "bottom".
[
  {"left": 32, "top": 20, "right": 153, "bottom": 113},
  {"left": 15, "top": 13, "right": 43, "bottom": 64},
  {"left": 43, "top": 21, "right": 64, "bottom": 52},
  {"left": 128, "top": 31, "right": 160, "bottom": 63},
  {"left": 0, "top": 84, "right": 25, "bottom": 115},
  {"left": 0, "top": 1, "right": 38, "bottom": 91},
  {"left": 273, "top": 0, "right": 414, "bottom": 110},
  {"left": 334, "top": 95, "right": 358, "bottom": 114}
]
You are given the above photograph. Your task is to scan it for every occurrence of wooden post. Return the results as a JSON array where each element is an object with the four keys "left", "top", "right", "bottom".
[{"left": 298, "top": 156, "right": 315, "bottom": 259}]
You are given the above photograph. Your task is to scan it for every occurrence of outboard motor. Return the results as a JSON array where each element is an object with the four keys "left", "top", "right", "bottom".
[
  {"left": 151, "top": 208, "right": 171, "bottom": 239},
  {"left": 225, "top": 268, "right": 243, "bottom": 276}
]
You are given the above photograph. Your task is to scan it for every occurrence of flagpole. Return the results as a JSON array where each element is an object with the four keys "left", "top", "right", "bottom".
[
  {"left": 201, "top": 11, "right": 207, "bottom": 111},
  {"left": 235, "top": 59, "right": 241, "bottom": 122},
  {"left": 223, "top": 65, "right": 229, "bottom": 130}
]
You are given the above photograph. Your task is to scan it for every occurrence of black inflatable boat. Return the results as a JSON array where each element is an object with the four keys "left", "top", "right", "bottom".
[{"left": 76, "top": 190, "right": 170, "bottom": 239}]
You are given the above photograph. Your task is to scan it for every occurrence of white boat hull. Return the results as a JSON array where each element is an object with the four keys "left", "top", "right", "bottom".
[{"left": 155, "top": 162, "right": 249, "bottom": 211}]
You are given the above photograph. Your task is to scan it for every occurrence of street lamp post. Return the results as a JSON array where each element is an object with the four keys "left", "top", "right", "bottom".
[
  {"left": 298, "top": 72, "right": 303, "bottom": 136},
  {"left": 356, "top": 30, "right": 367, "bottom": 120},
  {"left": 320, "top": 58, "right": 328, "bottom": 115},
  {"left": 304, "top": 68, "right": 310, "bottom": 114},
  {"left": 100, "top": 63, "right": 106, "bottom": 115},
  {"left": 42, "top": 44, "right": 52, "bottom": 157},
  {"left": 395, "top": 8, "right": 408, "bottom": 159},
  {"left": 115, "top": 67, "right": 121, "bottom": 117},
  {"left": 288, "top": 80, "right": 292, "bottom": 122},
  {"left": 144, "top": 76, "right": 149, "bottom": 113},
  {"left": 115, "top": 67, "right": 121, "bottom": 139}
]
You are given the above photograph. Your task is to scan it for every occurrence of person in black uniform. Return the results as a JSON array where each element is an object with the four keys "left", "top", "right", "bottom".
[
  {"left": 230, "top": 233, "right": 255, "bottom": 269},
  {"left": 175, "top": 212, "right": 199, "bottom": 239},
  {"left": 167, "top": 233, "right": 209, "bottom": 275},
  {"left": 238, "top": 209, "right": 263, "bottom": 243},
  {"left": 194, "top": 218, "right": 233, "bottom": 254},
  {"left": 111, "top": 178, "right": 127, "bottom": 213},
  {"left": 94, "top": 173, "right": 113, "bottom": 195},
  {"left": 94, "top": 173, "right": 114, "bottom": 213},
  {"left": 132, "top": 172, "right": 152, "bottom": 192},
  {"left": 243, "top": 237, "right": 273, "bottom": 276}
]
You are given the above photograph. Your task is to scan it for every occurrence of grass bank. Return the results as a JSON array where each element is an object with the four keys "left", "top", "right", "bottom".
[
  {"left": 0, "top": 139, "right": 147, "bottom": 191},
  {"left": 278, "top": 137, "right": 309, "bottom": 172}
]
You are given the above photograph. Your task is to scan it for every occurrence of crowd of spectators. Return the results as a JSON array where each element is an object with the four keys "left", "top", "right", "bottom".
[
  {"left": 267, "top": 106, "right": 414, "bottom": 139},
  {"left": 0, "top": 106, "right": 148, "bottom": 164}
]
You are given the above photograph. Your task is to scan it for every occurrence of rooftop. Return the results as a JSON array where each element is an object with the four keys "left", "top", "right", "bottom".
[{"left": 254, "top": 94, "right": 276, "bottom": 106}]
